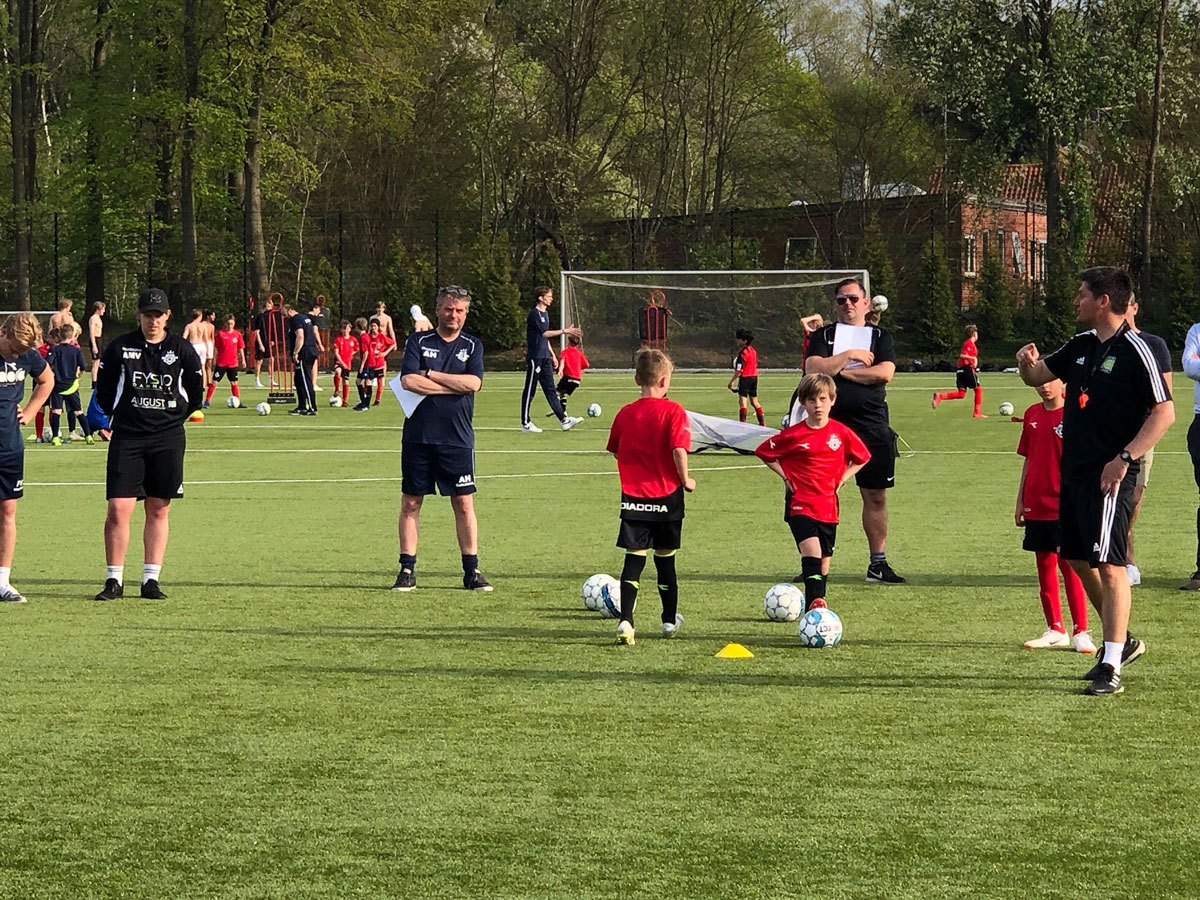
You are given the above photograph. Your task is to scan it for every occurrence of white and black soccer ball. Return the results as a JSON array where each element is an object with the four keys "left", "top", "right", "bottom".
[
  {"left": 41, "top": 425, "right": 51, "bottom": 441},
  {"left": 587, "top": 402, "right": 602, "bottom": 418},
  {"left": 227, "top": 395, "right": 242, "bottom": 409},
  {"left": 764, "top": 583, "right": 804, "bottom": 622},
  {"left": 256, "top": 401, "right": 271, "bottom": 416},
  {"left": 872, "top": 294, "right": 889, "bottom": 312},
  {"left": 329, "top": 396, "right": 343, "bottom": 408},
  {"left": 999, "top": 401, "right": 1015, "bottom": 417},
  {"left": 798, "top": 608, "right": 842, "bottom": 648},
  {"left": 581, "top": 574, "right": 618, "bottom": 612}
]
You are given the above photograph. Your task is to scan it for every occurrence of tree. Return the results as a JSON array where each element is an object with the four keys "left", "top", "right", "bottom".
[
  {"left": 861, "top": 213, "right": 897, "bottom": 305},
  {"left": 468, "top": 233, "right": 524, "bottom": 350},
  {"left": 972, "top": 248, "right": 1014, "bottom": 339},
  {"left": 913, "top": 235, "right": 956, "bottom": 355}
]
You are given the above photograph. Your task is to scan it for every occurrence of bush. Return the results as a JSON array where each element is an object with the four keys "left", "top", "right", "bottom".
[
  {"left": 913, "top": 236, "right": 957, "bottom": 356},
  {"left": 972, "top": 250, "right": 1014, "bottom": 339},
  {"left": 468, "top": 233, "right": 524, "bottom": 351}
]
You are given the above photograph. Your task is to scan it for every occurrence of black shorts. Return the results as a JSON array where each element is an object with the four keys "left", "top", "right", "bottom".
[
  {"left": 359, "top": 366, "right": 384, "bottom": 381},
  {"left": 51, "top": 391, "right": 82, "bottom": 413},
  {"left": 90, "top": 342, "right": 103, "bottom": 363},
  {"left": 617, "top": 518, "right": 683, "bottom": 551},
  {"left": 956, "top": 367, "right": 979, "bottom": 390},
  {"left": 213, "top": 366, "right": 239, "bottom": 383},
  {"left": 556, "top": 377, "right": 581, "bottom": 395},
  {"left": 106, "top": 431, "right": 186, "bottom": 501},
  {"left": 1059, "top": 469, "right": 1138, "bottom": 566},
  {"left": 0, "top": 450, "right": 25, "bottom": 500},
  {"left": 255, "top": 339, "right": 272, "bottom": 359},
  {"left": 334, "top": 363, "right": 354, "bottom": 378},
  {"left": 401, "top": 443, "right": 475, "bottom": 496},
  {"left": 1022, "top": 519, "right": 1062, "bottom": 553},
  {"left": 737, "top": 376, "right": 759, "bottom": 397},
  {"left": 851, "top": 426, "right": 897, "bottom": 490},
  {"left": 788, "top": 514, "right": 836, "bottom": 557}
]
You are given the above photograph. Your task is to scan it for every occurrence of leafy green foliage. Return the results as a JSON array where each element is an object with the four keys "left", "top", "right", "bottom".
[
  {"left": 914, "top": 236, "right": 957, "bottom": 355},
  {"left": 468, "top": 232, "right": 524, "bottom": 350},
  {"left": 972, "top": 249, "right": 1014, "bottom": 340}
]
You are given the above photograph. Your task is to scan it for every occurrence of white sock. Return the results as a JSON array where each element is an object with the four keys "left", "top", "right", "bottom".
[
  {"left": 0, "top": 566, "right": 11, "bottom": 589},
  {"left": 143, "top": 564, "right": 162, "bottom": 585},
  {"left": 107, "top": 565, "right": 124, "bottom": 585},
  {"left": 1103, "top": 640, "right": 1124, "bottom": 674}
]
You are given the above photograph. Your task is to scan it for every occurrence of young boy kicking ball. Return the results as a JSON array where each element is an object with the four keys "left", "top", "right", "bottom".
[
  {"left": 1016, "top": 380, "right": 1095, "bottom": 653},
  {"left": 755, "top": 374, "right": 869, "bottom": 611},
  {"left": 605, "top": 348, "right": 695, "bottom": 645}
]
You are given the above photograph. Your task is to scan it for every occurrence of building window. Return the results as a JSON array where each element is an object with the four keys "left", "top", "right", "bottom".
[
  {"left": 982, "top": 231, "right": 989, "bottom": 259},
  {"left": 785, "top": 236, "right": 817, "bottom": 266},
  {"left": 963, "top": 234, "right": 977, "bottom": 277}
]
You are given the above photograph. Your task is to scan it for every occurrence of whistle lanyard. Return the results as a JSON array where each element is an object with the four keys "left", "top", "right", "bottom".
[{"left": 1078, "top": 322, "right": 1129, "bottom": 410}]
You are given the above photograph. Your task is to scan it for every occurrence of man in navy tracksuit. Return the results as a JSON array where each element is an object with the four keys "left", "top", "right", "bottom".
[{"left": 520, "top": 286, "right": 583, "bottom": 433}]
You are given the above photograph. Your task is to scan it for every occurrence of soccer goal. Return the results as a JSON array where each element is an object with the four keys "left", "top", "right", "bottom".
[{"left": 559, "top": 269, "right": 870, "bottom": 369}]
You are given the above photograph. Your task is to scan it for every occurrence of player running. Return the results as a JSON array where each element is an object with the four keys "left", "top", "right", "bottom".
[
  {"left": 354, "top": 320, "right": 395, "bottom": 411},
  {"left": 932, "top": 324, "right": 985, "bottom": 417},
  {"left": 550, "top": 333, "right": 589, "bottom": 416},
  {"left": 728, "top": 328, "right": 765, "bottom": 425},
  {"left": 206, "top": 315, "right": 246, "bottom": 408}
]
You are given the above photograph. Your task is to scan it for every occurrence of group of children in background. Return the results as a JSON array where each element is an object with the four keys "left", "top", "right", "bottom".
[{"left": 30, "top": 321, "right": 97, "bottom": 446}]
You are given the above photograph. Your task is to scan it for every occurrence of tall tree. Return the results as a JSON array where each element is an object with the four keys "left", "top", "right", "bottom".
[{"left": 8, "top": 0, "right": 39, "bottom": 308}]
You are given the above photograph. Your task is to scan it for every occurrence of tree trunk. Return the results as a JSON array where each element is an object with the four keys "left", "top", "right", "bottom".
[
  {"left": 8, "top": 0, "right": 36, "bottom": 310},
  {"left": 1139, "top": 0, "right": 1168, "bottom": 304},
  {"left": 151, "top": 24, "right": 178, "bottom": 312},
  {"left": 179, "top": 0, "right": 199, "bottom": 306},
  {"left": 242, "top": 1, "right": 277, "bottom": 304},
  {"left": 84, "top": 0, "right": 109, "bottom": 314}
]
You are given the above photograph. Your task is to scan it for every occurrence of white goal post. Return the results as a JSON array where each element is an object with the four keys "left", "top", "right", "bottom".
[{"left": 559, "top": 269, "right": 870, "bottom": 370}]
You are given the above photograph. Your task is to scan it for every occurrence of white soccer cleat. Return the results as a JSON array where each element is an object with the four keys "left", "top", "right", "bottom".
[
  {"left": 561, "top": 416, "right": 583, "bottom": 431},
  {"left": 1127, "top": 564, "right": 1142, "bottom": 586},
  {"left": 1024, "top": 628, "right": 1071, "bottom": 650},
  {"left": 616, "top": 620, "right": 635, "bottom": 645},
  {"left": 662, "top": 614, "right": 684, "bottom": 638},
  {"left": 522, "top": 422, "right": 543, "bottom": 433},
  {"left": 1072, "top": 631, "right": 1097, "bottom": 654}
]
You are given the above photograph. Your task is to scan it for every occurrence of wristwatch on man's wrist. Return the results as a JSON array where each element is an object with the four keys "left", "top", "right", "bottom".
[{"left": 1119, "top": 449, "right": 1134, "bottom": 464}]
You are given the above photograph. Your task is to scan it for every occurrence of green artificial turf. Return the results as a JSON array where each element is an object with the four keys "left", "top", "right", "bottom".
[{"left": 3, "top": 371, "right": 1200, "bottom": 899}]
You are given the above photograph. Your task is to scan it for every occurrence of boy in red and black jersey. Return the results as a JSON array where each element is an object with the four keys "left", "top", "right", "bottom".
[
  {"left": 605, "top": 348, "right": 695, "bottom": 645},
  {"left": 205, "top": 315, "right": 245, "bottom": 408},
  {"left": 755, "top": 373, "right": 869, "bottom": 610},
  {"left": 1016, "top": 380, "right": 1094, "bottom": 653},
  {"left": 727, "top": 328, "right": 764, "bottom": 425},
  {"left": 354, "top": 320, "right": 396, "bottom": 411},
  {"left": 554, "top": 334, "right": 590, "bottom": 415},
  {"left": 933, "top": 324, "right": 986, "bottom": 417},
  {"left": 332, "top": 320, "right": 358, "bottom": 407}
]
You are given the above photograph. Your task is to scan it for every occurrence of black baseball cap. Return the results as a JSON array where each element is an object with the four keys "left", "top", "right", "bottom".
[{"left": 138, "top": 288, "right": 169, "bottom": 313}]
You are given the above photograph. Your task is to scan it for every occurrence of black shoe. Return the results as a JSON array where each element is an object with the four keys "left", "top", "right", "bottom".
[
  {"left": 354, "top": 405, "right": 368, "bottom": 412},
  {"left": 140, "top": 579, "right": 168, "bottom": 600},
  {"left": 94, "top": 578, "right": 123, "bottom": 602},
  {"left": 288, "top": 408, "right": 304, "bottom": 416},
  {"left": 463, "top": 570, "right": 493, "bottom": 592},
  {"left": 391, "top": 569, "right": 415, "bottom": 591},
  {"left": 1084, "top": 662, "right": 1124, "bottom": 695},
  {"left": 1082, "top": 635, "right": 1146, "bottom": 680},
  {"left": 791, "top": 572, "right": 804, "bottom": 584},
  {"left": 302, "top": 409, "right": 317, "bottom": 416},
  {"left": 865, "top": 561, "right": 906, "bottom": 584}
]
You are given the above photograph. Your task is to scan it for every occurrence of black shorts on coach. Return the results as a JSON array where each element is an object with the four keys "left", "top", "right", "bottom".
[
  {"left": 401, "top": 443, "right": 476, "bottom": 496},
  {"left": 1058, "top": 467, "right": 1137, "bottom": 566},
  {"left": 107, "top": 431, "right": 186, "bottom": 501},
  {"left": 788, "top": 514, "right": 837, "bottom": 557},
  {"left": 1022, "top": 519, "right": 1062, "bottom": 554},
  {"left": 850, "top": 425, "right": 897, "bottom": 490}
]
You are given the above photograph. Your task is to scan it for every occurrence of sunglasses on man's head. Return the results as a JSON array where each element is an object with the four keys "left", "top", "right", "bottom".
[
  {"left": 835, "top": 294, "right": 862, "bottom": 305},
  {"left": 440, "top": 285, "right": 470, "bottom": 298}
]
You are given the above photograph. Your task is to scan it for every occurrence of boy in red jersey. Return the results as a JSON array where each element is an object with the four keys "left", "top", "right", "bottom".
[
  {"left": 354, "top": 320, "right": 396, "bottom": 411},
  {"left": 727, "top": 328, "right": 765, "bottom": 425},
  {"left": 205, "top": 315, "right": 246, "bottom": 408},
  {"left": 553, "top": 333, "right": 589, "bottom": 415},
  {"left": 1016, "top": 380, "right": 1095, "bottom": 653},
  {"left": 755, "top": 373, "right": 870, "bottom": 610},
  {"left": 30, "top": 332, "right": 52, "bottom": 443},
  {"left": 605, "top": 348, "right": 695, "bottom": 645},
  {"left": 932, "top": 324, "right": 986, "bottom": 417},
  {"left": 332, "top": 320, "right": 358, "bottom": 407}
]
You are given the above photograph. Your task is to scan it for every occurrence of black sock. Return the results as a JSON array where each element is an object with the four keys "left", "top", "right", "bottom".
[
  {"left": 462, "top": 554, "right": 478, "bottom": 577},
  {"left": 1195, "top": 506, "right": 1200, "bottom": 573},
  {"left": 399, "top": 553, "right": 416, "bottom": 574},
  {"left": 67, "top": 411, "right": 77, "bottom": 432},
  {"left": 50, "top": 413, "right": 60, "bottom": 437},
  {"left": 619, "top": 552, "right": 646, "bottom": 627},
  {"left": 654, "top": 553, "right": 678, "bottom": 624},
  {"left": 802, "top": 556, "right": 825, "bottom": 607}
]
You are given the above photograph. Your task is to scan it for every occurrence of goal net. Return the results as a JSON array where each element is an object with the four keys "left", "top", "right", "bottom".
[{"left": 559, "top": 269, "right": 870, "bottom": 369}]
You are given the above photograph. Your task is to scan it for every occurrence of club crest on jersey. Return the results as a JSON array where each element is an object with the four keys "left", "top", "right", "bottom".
[
  {"left": 827, "top": 434, "right": 842, "bottom": 450},
  {"left": 1100, "top": 356, "right": 1115, "bottom": 374},
  {"left": 1054, "top": 423, "right": 1063, "bottom": 438},
  {"left": 1075, "top": 356, "right": 1085, "bottom": 365},
  {"left": 456, "top": 348, "right": 470, "bottom": 362},
  {"left": 163, "top": 350, "right": 177, "bottom": 365}
]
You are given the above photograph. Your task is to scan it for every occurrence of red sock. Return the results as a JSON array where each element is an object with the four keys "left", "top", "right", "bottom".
[
  {"left": 333, "top": 372, "right": 342, "bottom": 397},
  {"left": 232, "top": 384, "right": 240, "bottom": 400},
  {"left": 35, "top": 409, "right": 43, "bottom": 435},
  {"left": 754, "top": 405, "right": 764, "bottom": 426},
  {"left": 739, "top": 409, "right": 747, "bottom": 422},
  {"left": 973, "top": 386, "right": 983, "bottom": 415},
  {"left": 342, "top": 382, "right": 349, "bottom": 404},
  {"left": 1034, "top": 551, "right": 1065, "bottom": 631},
  {"left": 374, "top": 377, "right": 384, "bottom": 404},
  {"left": 1059, "top": 556, "right": 1088, "bottom": 633},
  {"left": 205, "top": 382, "right": 216, "bottom": 403}
]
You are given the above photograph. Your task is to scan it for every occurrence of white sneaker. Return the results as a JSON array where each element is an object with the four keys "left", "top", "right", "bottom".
[
  {"left": 1072, "top": 631, "right": 1097, "bottom": 654},
  {"left": 255, "top": 380, "right": 264, "bottom": 388},
  {"left": 314, "top": 384, "right": 324, "bottom": 391},
  {"left": 1024, "top": 628, "right": 1070, "bottom": 649},
  {"left": 561, "top": 416, "right": 583, "bottom": 431},
  {"left": 1127, "top": 564, "right": 1142, "bottom": 586},
  {"left": 616, "top": 620, "right": 635, "bottom": 645},
  {"left": 522, "top": 422, "right": 543, "bottom": 433},
  {"left": 662, "top": 614, "right": 684, "bottom": 638}
]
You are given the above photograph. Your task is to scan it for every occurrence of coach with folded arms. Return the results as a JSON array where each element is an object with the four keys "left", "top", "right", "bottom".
[{"left": 1017, "top": 266, "right": 1174, "bottom": 696}]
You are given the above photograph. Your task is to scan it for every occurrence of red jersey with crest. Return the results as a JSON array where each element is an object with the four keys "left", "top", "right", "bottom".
[
  {"left": 1017, "top": 402, "right": 1064, "bottom": 521},
  {"left": 735, "top": 345, "right": 759, "bottom": 377},
  {"left": 606, "top": 397, "right": 690, "bottom": 498},
  {"left": 560, "top": 346, "right": 589, "bottom": 380},
  {"left": 755, "top": 419, "right": 870, "bottom": 523},
  {"left": 362, "top": 333, "right": 396, "bottom": 368},
  {"left": 957, "top": 338, "right": 978, "bottom": 370},
  {"left": 333, "top": 335, "right": 359, "bottom": 368},
  {"left": 213, "top": 329, "right": 244, "bottom": 369}
]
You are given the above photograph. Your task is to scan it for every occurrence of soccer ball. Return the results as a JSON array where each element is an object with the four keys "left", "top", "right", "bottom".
[
  {"left": 227, "top": 395, "right": 241, "bottom": 409},
  {"left": 329, "top": 396, "right": 343, "bottom": 408},
  {"left": 999, "top": 401, "right": 1015, "bottom": 417},
  {"left": 41, "top": 425, "right": 51, "bottom": 441},
  {"left": 798, "top": 608, "right": 843, "bottom": 648},
  {"left": 256, "top": 401, "right": 271, "bottom": 416},
  {"left": 188, "top": 410, "right": 204, "bottom": 423},
  {"left": 764, "top": 583, "right": 804, "bottom": 622},
  {"left": 587, "top": 402, "right": 602, "bottom": 418},
  {"left": 872, "top": 294, "right": 889, "bottom": 312},
  {"left": 581, "top": 574, "right": 618, "bottom": 612}
]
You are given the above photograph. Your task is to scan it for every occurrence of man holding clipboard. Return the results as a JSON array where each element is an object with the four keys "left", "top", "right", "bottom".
[
  {"left": 802, "top": 278, "right": 905, "bottom": 585},
  {"left": 392, "top": 285, "right": 491, "bottom": 593}
]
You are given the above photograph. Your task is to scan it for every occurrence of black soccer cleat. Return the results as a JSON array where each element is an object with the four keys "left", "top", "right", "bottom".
[
  {"left": 1082, "top": 635, "right": 1146, "bottom": 681},
  {"left": 140, "top": 579, "right": 168, "bottom": 600},
  {"left": 94, "top": 578, "right": 123, "bottom": 602},
  {"left": 463, "top": 570, "right": 493, "bottom": 592},
  {"left": 1084, "top": 662, "right": 1124, "bottom": 696},
  {"left": 865, "top": 561, "right": 906, "bottom": 584},
  {"left": 391, "top": 569, "right": 416, "bottom": 592}
]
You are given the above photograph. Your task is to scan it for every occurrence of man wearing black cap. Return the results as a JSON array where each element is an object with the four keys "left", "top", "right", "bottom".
[{"left": 93, "top": 288, "right": 204, "bottom": 601}]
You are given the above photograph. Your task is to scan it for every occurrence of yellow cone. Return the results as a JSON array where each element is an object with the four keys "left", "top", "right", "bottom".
[
  {"left": 188, "top": 410, "right": 205, "bottom": 423},
  {"left": 715, "top": 642, "right": 754, "bottom": 659}
]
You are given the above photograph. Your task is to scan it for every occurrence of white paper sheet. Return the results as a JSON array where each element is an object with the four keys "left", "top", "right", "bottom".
[
  {"left": 389, "top": 372, "right": 425, "bottom": 417},
  {"left": 831, "top": 323, "right": 874, "bottom": 369}
]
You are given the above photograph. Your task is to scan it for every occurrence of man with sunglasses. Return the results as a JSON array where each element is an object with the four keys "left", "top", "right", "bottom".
[{"left": 802, "top": 278, "right": 905, "bottom": 584}]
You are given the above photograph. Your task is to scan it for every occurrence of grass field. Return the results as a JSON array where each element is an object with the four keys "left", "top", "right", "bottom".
[{"left": 5, "top": 369, "right": 1200, "bottom": 900}]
